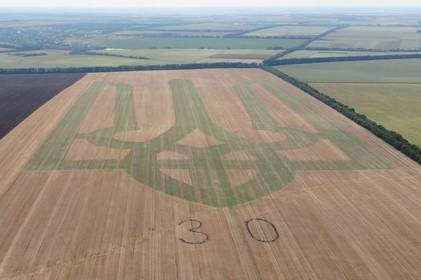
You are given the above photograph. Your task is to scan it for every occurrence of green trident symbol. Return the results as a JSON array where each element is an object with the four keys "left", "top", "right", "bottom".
[{"left": 27, "top": 79, "right": 388, "bottom": 208}]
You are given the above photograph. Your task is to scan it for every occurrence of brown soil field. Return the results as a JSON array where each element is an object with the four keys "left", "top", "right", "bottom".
[
  {"left": 0, "top": 69, "right": 420, "bottom": 279},
  {"left": 0, "top": 73, "right": 84, "bottom": 139}
]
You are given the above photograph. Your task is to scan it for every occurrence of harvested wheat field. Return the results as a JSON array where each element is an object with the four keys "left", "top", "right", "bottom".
[{"left": 0, "top": 68, "right": 421, "bottom": 279}]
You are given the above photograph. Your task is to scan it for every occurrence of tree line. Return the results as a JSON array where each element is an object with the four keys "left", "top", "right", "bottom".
[
  {"left": 263, "top": 25, "right": 347, "bottom": 64},
  {"left": 235, "top": 35, "right": 314, "bottom": 40},
  {"left": 305, "top": 47, "right": 421, "bottom": 52},
  {"left": 0, "top": 62, "right": 257, "bottom": 75},
  {"left": 262, "top": 66, "right": 421, "bottom": 164},
  {"left": 70, "top": 50, "right": 150, "bottom": 60},
  {"left": 264, "top": 53, "right": 421, "bottom": 66},
  {"left": 225, "top": 23, "right": 337, "bottom": 38}
]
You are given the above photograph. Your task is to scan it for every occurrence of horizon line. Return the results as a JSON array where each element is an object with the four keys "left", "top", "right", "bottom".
[{"left": 2, "top": 5, "right": 421, "bottom": 9}]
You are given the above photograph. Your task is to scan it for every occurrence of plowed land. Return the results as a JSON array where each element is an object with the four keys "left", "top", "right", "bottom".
[{"left": 0, "top": 73, "right": 84, "bottom": 139}]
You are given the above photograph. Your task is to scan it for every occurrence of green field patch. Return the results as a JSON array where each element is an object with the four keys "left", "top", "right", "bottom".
[
  {"left": 0, "top": 48, "right": 280, "bottom": 68},
  {"left": 309, "top": 26, "right": 421, "bottom": 50},
  {"left": 277, "top": 59, "right": 421, "bottom": 83},
  {"left": 150, "top": 22, "right": 265, "bottom": 32},
  {"left": 312, "top": 82, "right": 421, "bottom": 147},
  {"left": 104, "top": 37, "right": 305, "bottom": 50},
  {"left": 283, "top": 50, "right": 419, "bottom": 59},
  {"left": 0, "top": 50, "right": 143, "bottom": 68},
  {"left": 244, "top": 25, "right": 331, "bottom": 37}
]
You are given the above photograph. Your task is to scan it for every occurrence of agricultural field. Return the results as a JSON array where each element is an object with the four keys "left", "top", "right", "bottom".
[
  {"left": 278, "top": 59, "right": 421, "bottom": 146},
  {"left": 0, "top": 13, "right": 307, "bottom": 69},
  {"left": 277, "top": 58, "right": 421, "bottom": 83},
  {"left": 312, "top": 83, "right": 421, "bottom": 146},
  {"left": 244, "top": 25, "right": 332, "bottom": 37},
  {"left": 0, "top": 49, "right": 278, "bottom": 68},
  {"left": 0, "top": 73, "right": 84, "bottom": 139},
  {"left": 101, "top": 36, "right": 304, "bottom": 50},
  {"left": 279, "top": 14, "right": 421, "bottom": 26},
  {"left": 112, "top": 30, "right": 232, "bottom": 37},
  {"left": 0, "top": 68, "right": 420, "bottom": 279},
  {"left": 10, "top": 12, "right": 421, "bottom": 69},
  {"left": 283, "top": 49, "right": 420, "bottom": 59},
  {"left": 0, "top": 50, "right": 143, "bottom": 68},
  {"left": 149, "top": 22, "right": 264, "bottom": 31},
  {"left": 97, "top": 48, "right": 278, "bottom": 64},
  {"left": 309, "top": 26, "right": 421, "bottom": 50}
]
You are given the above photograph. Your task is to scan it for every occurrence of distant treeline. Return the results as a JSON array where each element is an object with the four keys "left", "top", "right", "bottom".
[
  {"left": 130, "top": 33, "right": 313, "bottom": 39},
  {"left": 140, "top": 34, "right": 223, "bottom": 39},
  {"left": 151, "top": 29, "right": 239, "bottom": 33},
  {"left": 0, "top": 62, "right": 257, "bottom": 74},
  {"left": 264, "top": 25, "right": 347, "bottom": 63},
  {"left": 0, "top": 43, "right": 17, "bottom": 49},
  {"left": 70, "top": 50, "right": 150, "bottom": 60},
  {"left": 262, "top": 66, "right": 421, "bottom": 164},
  {"left": 10, "top": 52, "right": 48, "bottom": 57},
  {"left": 304, "top": 47, "right": 421, "bottom": 52},
  {"left": 225, "top": 24, "right": 285, "bottom": 38},
  {"left": 352, "top": 24, "right": 421, "bottom": 28},
  {"left": 114, "top": 33, "right": 225, "bottom": 38},
  {"left": 265, "top": 53, "right": 421, "bottom": 66},
  {"left": 225, "top": 23, "right": 337, "bottom": 38},
  {"left": 238, "top": 35, "right": 314, "bottom": 39}
]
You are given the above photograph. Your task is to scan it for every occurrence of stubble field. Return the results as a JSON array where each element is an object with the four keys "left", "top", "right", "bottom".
[{"left": 0, "top": 69, "right": 420, "bottom": 279}]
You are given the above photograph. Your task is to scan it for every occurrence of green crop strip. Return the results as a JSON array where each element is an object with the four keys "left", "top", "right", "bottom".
[
  {"left": 236, "top": 84, "right": 279, "bottom": 130},
  {"left": 27, "top": 81, "right": 107, "bottom": 170}
]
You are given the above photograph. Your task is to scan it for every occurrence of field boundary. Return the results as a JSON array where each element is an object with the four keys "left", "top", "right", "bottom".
[
  {"left": 305, "top": 47, "right": 421, "bottom": 52},
  {"left": 264, "top": 53, "right": 421, "bottom": 66},
  {"left": 224, "top": 24, "right": 327, "bottom": 39},
  {"left": 1, "top": 48, "right": 421, "bottom": 74},
  {"left": 310, "top": 81, "right": 421, "bottom": 85},
  {"left": 0, "top": 62, "right": 257, "bottom": 74},
  {"left": 262, "top": 66, "right": 421, "bottom": 164},
  {"left": 263, "top": 25, "right": 347, "bottom": 63}
]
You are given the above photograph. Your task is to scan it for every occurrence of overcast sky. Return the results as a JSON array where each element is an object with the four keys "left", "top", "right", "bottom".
[{"left": 0, "top": 0, "right": 420, "bottom": 8}]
